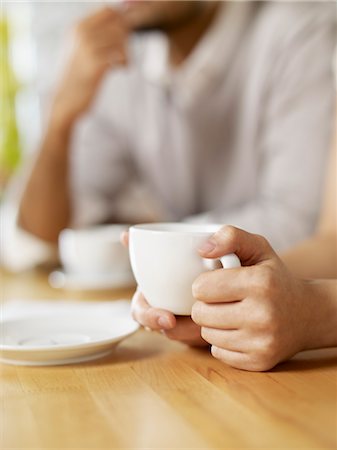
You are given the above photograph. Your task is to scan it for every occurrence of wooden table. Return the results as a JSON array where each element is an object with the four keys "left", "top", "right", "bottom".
[{"left": 1, "top": 269, "right": 336, "bottom": 449}]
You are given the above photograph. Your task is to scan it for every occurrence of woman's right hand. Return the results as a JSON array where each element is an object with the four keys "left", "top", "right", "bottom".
[{"left": 131, "top": 289, "right": 208, "bottom": 347}]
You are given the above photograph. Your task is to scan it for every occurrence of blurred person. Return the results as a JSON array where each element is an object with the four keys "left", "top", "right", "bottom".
[
  {"left": 3, "top": 1, "right": 336, "bottom": 270},
  {"left": 131, "top": 136, "right": 337, "bottom": 371}
]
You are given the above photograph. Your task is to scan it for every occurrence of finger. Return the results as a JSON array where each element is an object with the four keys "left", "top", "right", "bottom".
[
  {"left": 86, "top": 29, "right": 127, "bottom": 54},
  {"left": 211, "top": 346, "right": 254, "bottom": 371},
  {"left": 81, "top": 7, "right": 122, "bottom": 30},
  {"left": 192, "top": 267, "right": 255, "bottom": 303},
  {"left": 191, "top": 301, "right": 243, "bottom": 328},
  {"left": 131, "top": 290, "right": 176, "bottom": 331},
  {"left": 201, "top": 328, "right": 245, "bottom": 352},
  {"left": 198, "top": 225, "right": 276, "bottom": 266},
  {"left": 91, "top": 46, "right": 127, "bottom": 63},
  {"left": 94, "top": 49, "right": 128, "bottom": 67},
  {"left": 87, "top": 23, "right": 128, "bottom": 46},
  {"left": 121, "top": 231, "right": 129, "bottom": 248},
  {"left": 211, "top": 346, "right": 272, "bottom": 372},
  {"left": 88, "top": 36, "right": 126, "bottom": 52},
  {"left": 89, "top": 48, "right": 128, "bottom": 71},
  {"left": 163, "top": 317, "right": 206, "bottom": 347}
]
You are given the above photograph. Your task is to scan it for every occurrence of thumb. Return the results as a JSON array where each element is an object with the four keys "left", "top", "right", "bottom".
[
  {"left": 198, "top": 225, "right": 276, "bottom": 266},
  {"left": 120, "top": 231, "right": 129, "bottom": 248}
]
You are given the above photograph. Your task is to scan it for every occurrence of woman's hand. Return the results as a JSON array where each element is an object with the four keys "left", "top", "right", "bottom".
[
  {"left": 192, "top": 226, "right": 316, "bottom": 371},
  {"left": 131, "top": 290, "right": 207, "bottom": 347}
]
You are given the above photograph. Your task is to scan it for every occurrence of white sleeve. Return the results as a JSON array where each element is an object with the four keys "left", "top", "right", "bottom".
[
  {"left": 187, "top": 6, "right": 336, "bottom": 252},
  {"left": 69, "top": 74, "right": 134, "bottom": 227}
]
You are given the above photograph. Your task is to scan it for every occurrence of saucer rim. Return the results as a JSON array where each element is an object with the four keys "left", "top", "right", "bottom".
[
  {"left": 0, "top": 348, "right": 115, "bottom": 366},
  {"left": 0, "top": 314, "right": 139, "bottom": 352},
  {"left": 49, "top": 269, "right": 136, "bottom": 290}
]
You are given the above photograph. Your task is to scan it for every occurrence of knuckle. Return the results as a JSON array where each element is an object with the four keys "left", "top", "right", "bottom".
[
  {"left": 191, "top": 301, "right": 204, "bottom": 324},
  {"left": 200, "top": 327, "right": 211, "bottom": 343},
  {"left": 251, "top": 360, "right": 274, "bottom": 372},
  {"left": 246, "top": 294, "right": 278, "bottom": 334},
  {"left": 252, "top": 233, "right": 273, "bottom": 256},
  {"left": 131, "top": 298, "right": 150, "bottom": 326},
  {"left": 253, "top": 265, "right": 278, "bottom": 297},
  {"left": 248, "top": 336, "right": 279, "bottom": 371},
  {"left": 192, "top": 274, "right": 207, "bottom": 299},
  {"left": 255, "top": 233, "right": 270, "bottom": 249},
  {"left": 260, "top": 334, "right": 279, "bottom": 356},
  {"left": 144, "top": 308, "right": 157, "bottom": 327},
  {"left": 257, "top": 265, "right": 273, "bottom": 288},
  {"left": 210, "top": 345, "right": 221, "bottom": 359},
  {"left": 247, "top": 353, "right": 276, "bottom": 372},
  {"left": 210, "top": 345, "right": 227, "bottom": 364},
  {"left": 251, "top": 305, "right": 276, "bottom": 332},
  {"left": 217, "top": 225, "right": 238, "bottom": 246}
]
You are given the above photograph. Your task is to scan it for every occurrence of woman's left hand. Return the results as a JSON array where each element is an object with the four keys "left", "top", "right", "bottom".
[{"left": 192, "top": 226, "right": 312, "bottom": 371}]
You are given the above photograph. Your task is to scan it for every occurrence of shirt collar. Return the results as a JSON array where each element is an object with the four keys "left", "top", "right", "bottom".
[{"left": 137, "top": 2, "right": 255, "bottom": 108}]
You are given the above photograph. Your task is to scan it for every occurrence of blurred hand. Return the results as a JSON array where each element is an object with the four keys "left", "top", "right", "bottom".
[
  {"left": 122, "top": 231, "right": 207, "bottom": 347},
  {"left": 51, "top": 7, "right": 128, "bottom": 131},
  {"left": 191, "top": 226, "right": 314, "bottom": 371}
]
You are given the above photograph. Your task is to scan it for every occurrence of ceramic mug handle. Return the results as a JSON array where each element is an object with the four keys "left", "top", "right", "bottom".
[
  {"left": 219, "top": 253, "right": 241, "bottom": 269},
  {"left": 203, "top": 253, "right": 241, "bottom": 270}
]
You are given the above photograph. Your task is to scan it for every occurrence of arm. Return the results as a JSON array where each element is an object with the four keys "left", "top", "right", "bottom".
[
  {"left": 304, "top": 280, "right": 337, "bottom": 351},
  {"left": 281, "top": 233, "right": 336, "bottom": 279},
  {"left": 18, "top": 120, "right": 72, "bottom": 243},
  {"left": 18, "top": 7, "right": 128, "bottom": 242},
  {"left": 282, "top": 136, "right": 337, "bottom": 279}
]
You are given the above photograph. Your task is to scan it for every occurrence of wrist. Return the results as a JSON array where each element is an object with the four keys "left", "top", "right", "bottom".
[
  {"left": 49, "top": 99, "right": 77, "bottom": 136},
  {"left": 39, "top": 108, "right": 74, "bottom": 160},
  {"left": 301, "top": 280, "right": 337, "bottom": 351}
]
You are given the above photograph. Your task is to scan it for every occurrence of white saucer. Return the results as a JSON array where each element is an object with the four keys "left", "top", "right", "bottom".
[
  {"left": 0, "top": 310, "right": 139, "bottom": 366},
  {"left": 49, "top": 269, "right": 135, "bottom": 291}
]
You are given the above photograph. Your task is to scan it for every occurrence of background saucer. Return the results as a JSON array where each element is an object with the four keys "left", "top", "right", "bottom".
[{"left": 49, "top": 269, "right": 135, "bottom": 290}]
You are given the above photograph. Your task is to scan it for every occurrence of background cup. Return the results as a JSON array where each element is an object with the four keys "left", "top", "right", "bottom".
[
  {"left": 129, "top": 223, "right": 241, "bottom": 315},
  {"left": 59, "top": 224, "right": 132, "bottom": 276}
]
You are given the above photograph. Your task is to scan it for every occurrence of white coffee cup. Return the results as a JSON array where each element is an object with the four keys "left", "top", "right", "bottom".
[
  {"left": 129, "top": 223, "right": 241, "bottom": 315},
  {"left": 59, "top": 224, "right": 131, "bottom": 275}
]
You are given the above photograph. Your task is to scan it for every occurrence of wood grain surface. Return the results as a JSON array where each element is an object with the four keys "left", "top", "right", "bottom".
[{"left": 1, "top": 269, "right": 336, "bottom": 449}]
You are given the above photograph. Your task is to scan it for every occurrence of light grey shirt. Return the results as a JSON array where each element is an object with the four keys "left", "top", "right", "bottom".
[
  {"left": 71, "top": 1, "right": 336, "bottom": 251},
  {"left": 1, "top": 1, "right": 336, "bottom": 271}
]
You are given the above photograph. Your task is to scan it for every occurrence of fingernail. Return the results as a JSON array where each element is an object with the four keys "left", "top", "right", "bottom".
[
  {"left": 157, "top": 316, "right": 171, "bottom": 329},
  {"left": 199, "top": 238, "right": 216, "bottom": 254}
]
